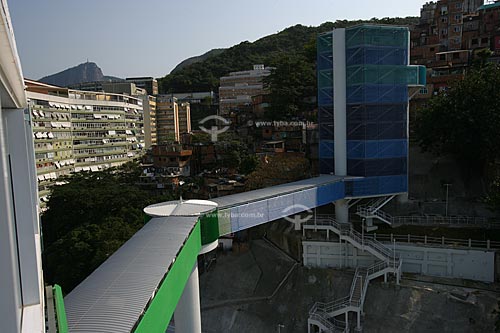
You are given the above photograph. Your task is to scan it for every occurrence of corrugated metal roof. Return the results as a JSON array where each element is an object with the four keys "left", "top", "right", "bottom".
[
  {"left": 64, "top": 176, "right": 349, "bottom": 331},
  {"left": 212, "top": 174, "right": 347, "bottom": 209},
  {"left": 64, "top": 216, "right": 198, "bottom": 333}
]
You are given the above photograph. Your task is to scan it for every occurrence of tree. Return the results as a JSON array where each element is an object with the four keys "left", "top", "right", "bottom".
[
  {"left": 42, "top": 162, "right": 173, "bottom": 292},
  {"left": 158, "top": 18, "right": 418, "bottom": 94},
  {"left": 485, "top": 177, "right": 500, "bottom": 213},
  {"left": 263, "top": 54, "right": 316, "bottom": 120},
  {"left": 246, "top": 154, "right": 311, "bottom": 190},
  {"left": 415, "top": 60, "right": 500, "bottom": 179}
]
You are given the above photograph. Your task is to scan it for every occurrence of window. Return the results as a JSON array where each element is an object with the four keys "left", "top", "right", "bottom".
[
  {"left": 453, "top": 26, "right": 461, "bottom": 33},
  {"left": 439, "top": 54, "right": 446, "bottom": 60},
  {"left": 455, "top": 2, "right": 462, "bottom": 9},
  {"left": 419, "top": 87, "right": 428, "bottom": 94},
  {"left": 472, "top": 38, "right": 478, "bottom": 45},
  {"left": 441, "top": 28, "right": 448, "bottom": 36},
  {"left": 441, "top": 17, "right": 448, "bottom": 23}
]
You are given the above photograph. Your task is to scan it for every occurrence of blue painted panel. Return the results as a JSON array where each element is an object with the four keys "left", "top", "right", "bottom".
[
  {"left": 347, "top": 140, "right": 407, "bottom": 159},
  {"left": 346, "top": 46, "right": 408, "bottom": 66},
  {"left": 318, "top": 88, "right": 334, "bottom": 106},
  {"left": 319, "top": 140, "right": 335, "bottom": 159},
  {"left": 346, "top": 175, "right": 407, "bottom": 197},
  {"left": 347, "top": 84, "right": 408, "bottom": 104},
  {"left": 316, "top": 181, "right": 345, "bottom": 206},
  {"left": 319, "top": 158, "right": 334, "bottom": 174},
  {"left": 379, "top": 175, "right": 408, "bottom": 194}
]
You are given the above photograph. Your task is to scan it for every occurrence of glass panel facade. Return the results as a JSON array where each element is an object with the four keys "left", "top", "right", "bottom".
[{"left": 317, "top": 24, "right": 425, "bottom": 195}]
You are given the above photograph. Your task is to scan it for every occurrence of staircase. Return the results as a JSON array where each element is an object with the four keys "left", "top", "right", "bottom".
[
  {"left": 304, "top": 215, "right": 402, "bottom": 332},
  {"left": 307, "top": 312, "right": 348, "bottom": 333},
  {"left": 356, "top": 195, "right": 395, "bottom": 226}
]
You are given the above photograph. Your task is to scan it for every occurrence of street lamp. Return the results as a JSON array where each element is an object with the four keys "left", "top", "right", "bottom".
[{"left": 278, "top": 324, "right": 285, "bottom": 333}]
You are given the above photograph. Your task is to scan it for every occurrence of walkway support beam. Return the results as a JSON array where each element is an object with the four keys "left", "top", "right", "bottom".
[{"left": 174, "top": 264, "right": 201, "bottom": 333}]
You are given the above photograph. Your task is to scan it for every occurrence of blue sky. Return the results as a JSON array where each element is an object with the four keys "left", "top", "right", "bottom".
[{"left": 9, "top": 0, "right": 424, "bottom": 79}]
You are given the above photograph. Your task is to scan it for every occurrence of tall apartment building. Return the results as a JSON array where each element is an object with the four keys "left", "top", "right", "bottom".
[
  {"left": 142, "top": 95, "right": 157, "bottom": 148},
  {"left": 156, "top": 95, "right": 191, "bottom": 144},
  {"left": 219, "top": 64, "right": 272, "bottom": 115},
  {"left": 125, "top": 77, "right": 159, "bottom": 95},
  {"left": 26, "top": 80, "right": 145, "bottom": 203},
  {"left": 178, "top": 101, "right": 191, "bottom": 135},
  {"left": 68, "top": 81, "right": 158, "bottom": 149}
]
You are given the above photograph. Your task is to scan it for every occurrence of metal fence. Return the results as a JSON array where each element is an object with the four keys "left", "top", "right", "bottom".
[{"left": 367, "top": 233, "right": 500, "bottom": 250}]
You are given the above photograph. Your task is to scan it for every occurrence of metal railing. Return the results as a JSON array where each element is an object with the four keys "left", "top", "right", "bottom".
[
  {"left": 357, "top": 205, "right": 393, "bottom": 224},
  {"left": 308, "top": 215, "right": 400, "bottom": 263},
  {"left": 391, "top": 215, "right": 495, "bottom": 228},
  {"left": 308, "top": 312, "right": 348, "bottom": 333},
  {"left": 367, "top": 233, "right": 500, "bottom": 250},
  {"left": 307, "top": 215, "right": 404, "bottom": 330},
  {"left": 305, "top": 214, "right": 499, "bottom": 250},
  {"left": 357, "top": 204, "right": 499, "bottom": 229},
  {"left": 309, "top": 258, "right": 400, "bottom": 328}
]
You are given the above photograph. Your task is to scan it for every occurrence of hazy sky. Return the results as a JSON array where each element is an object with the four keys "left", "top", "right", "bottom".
[{"left": 10, "top": 0, "right": 424, "bottom": 80}]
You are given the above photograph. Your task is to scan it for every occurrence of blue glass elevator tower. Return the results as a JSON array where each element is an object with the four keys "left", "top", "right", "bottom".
[{"left": 318, "top": 24, "right": 426, "bottom": 198}]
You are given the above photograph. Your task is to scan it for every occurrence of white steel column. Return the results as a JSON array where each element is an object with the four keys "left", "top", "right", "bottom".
[
  {"left": 333, "top": 28, "right": 347, "bottom": 176},
  {"left": 174, "top": 264, "right": 201, "bottom": 333},
  {"left": 333, "top": 29, "right": 349, "bottom": 224},
  {"left": 335, "top": 200, "right": 349, "bottom": 224}
]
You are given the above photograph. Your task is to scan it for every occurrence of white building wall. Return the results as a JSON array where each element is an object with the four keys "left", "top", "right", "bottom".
[
  {"left": 303, "top": 241, "right": 495, "bottom": 282},
  {"left": 0, "top": 1, "right": 45, "bottom": 331},
  {"left": 0, "top": 103, "right": 23, "bottom": 333}
]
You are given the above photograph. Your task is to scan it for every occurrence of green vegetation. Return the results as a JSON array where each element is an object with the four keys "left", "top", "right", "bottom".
[
  {"left": 263, "top": 53, "right": 316, "bottom": 120},
  {"left": 415, "top": 55, "right": 500, "bottom": 180},
  {"left": 158, "top": 18, "right": 418, "bottom": 94},
  {"left": 486, "top": 177, "right": 500, "bottom": 213},
  {"left": 246, "top": 154, "right": 311, "bottom": 190},
  {"left": 42, "top": 162, "right": 173, "bottom": 292},
  {"left": 190, "top": 132, "right": 259, "bottom": 175}
]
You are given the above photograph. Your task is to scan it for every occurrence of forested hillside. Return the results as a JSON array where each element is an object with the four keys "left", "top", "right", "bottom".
[{"left": 158, "top": 17, "right": 418, "bottom": 93}]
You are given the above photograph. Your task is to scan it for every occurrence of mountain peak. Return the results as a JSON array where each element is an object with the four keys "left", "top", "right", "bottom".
[{"left": 39, "top": 61, "right": 105, "bottom": 87}]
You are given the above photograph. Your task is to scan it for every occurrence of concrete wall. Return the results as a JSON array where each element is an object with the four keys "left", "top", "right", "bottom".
[{"left": 303, "top": 241, "right": 495, "bottom": 282}]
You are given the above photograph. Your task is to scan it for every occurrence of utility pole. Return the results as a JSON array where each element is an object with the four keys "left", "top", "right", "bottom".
[{"left": 443, "top": 183, "right": 452, "bottom": 216}]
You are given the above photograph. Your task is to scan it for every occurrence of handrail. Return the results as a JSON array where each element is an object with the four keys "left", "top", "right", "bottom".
[
  {"left": 366, "top": 233, "right": 500, "bottom": 250},
  {"left": 357, "top": 204, "right": 498, "bottom": 229},
  {"left": 306, "top": 215, "right": 400, "bottom": 262},
  {"left": 309, "top": 313, "right": 348, "bottom": 333},
  {"left": 348, "top": 267, "right": 361, "bottom": 302},
  {"left": 306, "top": 215, "right": 404, "bottom": 331},
  {"left": 310, "top": 295, "right": 350, "bottom": 315},
  {"left": 53, "top": 284, "right": 69, "bottom": 333}
]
